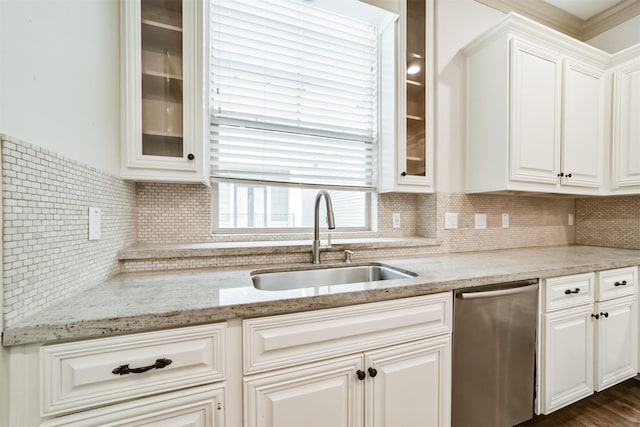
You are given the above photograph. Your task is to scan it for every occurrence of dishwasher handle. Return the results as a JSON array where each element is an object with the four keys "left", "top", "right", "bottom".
[{"left": 458, "top": 283, "right": 538, "bottom": 299}]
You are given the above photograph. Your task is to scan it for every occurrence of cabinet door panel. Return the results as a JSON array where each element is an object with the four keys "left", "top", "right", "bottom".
[
  {"left": 364, "top": 336, "right": 451, "bottom": 427},
  {"left": 541, "top": 306, "right": 594, "bottom": 414},
  {"left": 510, "top": 40, "right": 562, "bottom": 185},
  {"left": 244, "top": 355, "right": 363, "bottom": 427},
  {"left": 562, "top": 60, "right": 603, "bottom": 188},
  {"left": 595, "top": 296, "right": 638, "bottom": 391},
  {"left": 612, "top": 61, "right": 640, "bottom": 190}
]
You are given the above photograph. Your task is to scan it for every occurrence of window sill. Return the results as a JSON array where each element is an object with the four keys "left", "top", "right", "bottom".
[{"left": 118, "top": 237, "right": 442, "bottom": 261}]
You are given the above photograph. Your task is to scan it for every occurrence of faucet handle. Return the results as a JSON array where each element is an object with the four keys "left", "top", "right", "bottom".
[
  {"left": 344, "top": 250, "right": 354, "bottom": 264},
  {"left": 326, "top": 233, "right": 332, "bottom": 249}
]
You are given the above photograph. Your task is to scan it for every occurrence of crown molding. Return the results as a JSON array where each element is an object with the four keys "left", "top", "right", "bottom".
[
  {"left": 581, "top": 0, "right": 640, "bottom": 41},
  {"left": 474, "top": 0, "right": 640, "bottom": 41}
]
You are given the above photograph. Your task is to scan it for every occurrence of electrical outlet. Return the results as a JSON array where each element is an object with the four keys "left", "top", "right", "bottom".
[
  {"left": 444, "top": 212, "right": 458, "bottom": 229},
  {"left": 475, "top": 213, "right": 487, "bottom": 230},
  {"left": 502, "top": 213, "right": 509, "bottom": 228},
  {"left": 392, "top": 213, "right": 401, "bottom": 228},
  {"left": 568, "top": 213, "right": 574, "bottom": 226},
  {"left": 88, "top": 207, "right": 101, "bottom": 240}
]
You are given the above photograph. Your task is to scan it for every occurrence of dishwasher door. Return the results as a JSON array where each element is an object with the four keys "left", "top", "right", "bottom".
[{"left": 452, "top": 280, "right": 539, "bottom": 427}]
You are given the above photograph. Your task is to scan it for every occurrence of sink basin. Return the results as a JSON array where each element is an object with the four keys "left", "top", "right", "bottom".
[{"left": 251, "top": 263, "right": 417, "bottom": 291}]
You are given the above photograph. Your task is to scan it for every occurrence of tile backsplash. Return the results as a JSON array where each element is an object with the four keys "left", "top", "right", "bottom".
[
  {"left": 576, "top": 196, "right": 640, "bottom": 249},
  {"left": 0, "top": 136, "right": 593, "bottom": 323},
  {"left": 1, "top": 136, "right": 137, "bottom": 326}
]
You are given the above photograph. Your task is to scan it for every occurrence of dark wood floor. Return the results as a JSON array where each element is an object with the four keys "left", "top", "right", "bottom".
[{"left": 518, "top": 378, "right": 640, "bottom": 426}]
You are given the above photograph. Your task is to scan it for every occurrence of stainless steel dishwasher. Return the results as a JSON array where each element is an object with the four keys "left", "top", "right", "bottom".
[{"left": 452, "top": 279, "right": 539, "bottom": 427}]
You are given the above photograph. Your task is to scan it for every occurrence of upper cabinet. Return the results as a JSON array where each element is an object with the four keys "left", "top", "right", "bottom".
[
  {"left": 610, "top": 45, "right": 640, "bottom": 194},
  {"left": 121, "top": 0, "right": 208, "bottom": 184},
  {"left": 463, "top": 13, "right": 608, "bottom": 196},
  {"left": 379, "top": 0, "right": 434, "bottom": 193}
]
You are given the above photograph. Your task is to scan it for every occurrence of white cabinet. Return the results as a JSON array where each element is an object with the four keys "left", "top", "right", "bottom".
[
  {"left": 541, "top": 304, "right": 594, "bottom": 413},
  {"left": 244, "top": 337, "right": 450, "bottom": 427},
  {"left": 463, "top": 13, "right": 607, "bottom": 195},
  {"left": 538, "top": 267, "right": 638, "bottom": 414},
  {"left": 611, "top": 48, "right": 640, "bottom": 193},
  {"left": 8, "top": 324, "right": 227, "bottom": 426},
  {"left": 594, "top": 295, "right": 637, "bottom": 391},
  {"left": 121, "top": 0, "right": 208, "bottom": 184},
  {"left": 379, "top": 0, "right": 434, "bottom": 193},
  {"left": 243, "top": 293, "right": 452, "bottom": 427},
  {"left": 40, "top": 384, "right": 225, "bottom": 427}
]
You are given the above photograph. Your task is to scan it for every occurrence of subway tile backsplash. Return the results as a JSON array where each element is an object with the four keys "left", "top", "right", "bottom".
[
  {"left": 1, "top": 136, "right": 137, "bottom": 326},
  {"left": 9, "top": 134, "right": 636, "bottom": 326}
]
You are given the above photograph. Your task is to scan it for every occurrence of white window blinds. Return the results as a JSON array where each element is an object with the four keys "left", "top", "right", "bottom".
[{"left": 210, "top": 0, "right": 378, "bottom": 189}]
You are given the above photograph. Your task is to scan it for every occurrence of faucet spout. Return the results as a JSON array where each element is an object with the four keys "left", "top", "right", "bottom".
[{"left": 312, "top": 190, "right": 336, "bottom": 264}]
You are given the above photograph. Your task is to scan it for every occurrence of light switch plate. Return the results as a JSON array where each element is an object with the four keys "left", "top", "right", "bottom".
[
  {"left": 475, "top": 213, "right": 487, "bottom": 229},
  {"left": 88, "top": 207, "right": 101, "bottom": 240},
  {"left": 444, "top": 212, "right": 458, "bottom": 229},
  {"left": 568, "top": 213, "right": 574, "bottom": 226},
  {"left": 502, "top": 213, "right": 509, "bottom": 228}
]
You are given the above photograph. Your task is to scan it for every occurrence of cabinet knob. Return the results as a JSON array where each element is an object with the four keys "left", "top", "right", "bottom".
[
  {"left": 614, "top": 280, "right": 627, "bottom": 287},
  {"left": 566, "top": 173, "right": 572, "bottom": 178},
  {"left": 356, "top": 370, "right": 366, "bottom": 381},
  {"left": 400, "top": 171, "right": 407, "bottom": 177},
  {"left": 557, "top": 172, "right": 564, "bottom": 177},
  {"left": 600, "top": 312, "right": 609, "bottom": 318},
  {"left": 187, "top": 153, "right": 195, "bottom": 160},
  {"left": 564, "top": 288, "right": 580, "bottom": 295},
  {"left": 368, "top": 367, "right": 378, "bottom": 378},
  {"left": 591, "top": 313, "right": 600, "bottom": 319}
]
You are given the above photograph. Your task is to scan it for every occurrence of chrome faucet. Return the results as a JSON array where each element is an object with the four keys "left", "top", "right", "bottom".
[{"left": 312, "top": 190, "right": 336, "bottom": 264}]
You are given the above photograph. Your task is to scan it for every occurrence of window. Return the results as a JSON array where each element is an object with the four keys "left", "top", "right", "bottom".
[{"left": 209, "top": 0, "right": 396, "bottom": 231}]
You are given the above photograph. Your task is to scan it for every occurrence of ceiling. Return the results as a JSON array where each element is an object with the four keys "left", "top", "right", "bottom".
[{"left": 543, "top": 0, "right": 628, "bottom": 20}]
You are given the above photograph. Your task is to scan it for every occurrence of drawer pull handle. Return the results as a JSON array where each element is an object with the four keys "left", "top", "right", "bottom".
[
  {"left": 614, "top": 280, "right": 627, "bottom": 287},
  {"left": 357, "top": 370, "right": 366, "bottom": 381},
  {"left": 112, "top": 358, "right": 172, "bottom": 375},
  {"left": 564, "top": 288, "right": 580, "bottom": 295}
]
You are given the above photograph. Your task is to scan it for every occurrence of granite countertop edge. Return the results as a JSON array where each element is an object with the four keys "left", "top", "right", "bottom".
[
  {"left": 118, "top": 237, "right": 442, "bottom": 260},
  {"left": 4, "top": 245, "right": 640, "bottom": 347}
]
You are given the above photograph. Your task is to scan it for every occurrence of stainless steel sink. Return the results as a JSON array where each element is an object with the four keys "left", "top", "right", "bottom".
[{"left": 251, "top": 263, "right": 417, "bottom": 291}]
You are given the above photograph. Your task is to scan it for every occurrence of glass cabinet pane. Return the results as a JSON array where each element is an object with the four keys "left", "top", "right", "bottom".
[
  {"left": 140, "top": 0, "right": 184, "bottom": 157},
  {"left": 405, "top": 0, "right": 426, "bottom": 176}
]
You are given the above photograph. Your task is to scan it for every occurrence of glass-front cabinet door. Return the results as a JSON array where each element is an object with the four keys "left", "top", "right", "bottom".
[
  {"left": 399, "top": 0, "right": 433, "bottom": 189},
  {"left": 121, "top": 0, "right": 207, "bottom": 184}
]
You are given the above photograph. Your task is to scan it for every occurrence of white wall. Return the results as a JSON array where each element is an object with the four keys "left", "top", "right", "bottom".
[
  {"left": 435, "top": 0, "right": 504, "bottom": 192},
  {"left": 586, "top": 15, "right": 640, "bottom": 54},
  {"left": 0, "top": 0, "right": 121, "bottom": 175}
]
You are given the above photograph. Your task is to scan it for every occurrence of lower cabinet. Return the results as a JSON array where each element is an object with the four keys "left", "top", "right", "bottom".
[
  {"left": 541, "top": 305, "right": 594, "bottom": 413},
  {"left": 40, "top": 384, "right": 225, "bottom": 427},
  {"left": 244, "top": 336, "right": 451, "bottom": 427},
  {"left": 539, "top": 267, "right": 638, "bottom": 414},
  {"left": 242, "top": 293, "right": 453, "bottom": 427}
]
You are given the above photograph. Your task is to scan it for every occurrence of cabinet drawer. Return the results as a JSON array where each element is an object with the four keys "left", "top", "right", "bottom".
[
  {"left": 596, "top": 267, "right": 637, "bottom": 301},
  {"left": 40, "top": 383, "right": 225, "bottom": 427},
  {"left": 243, "top": 293, "right": 452, "bottom": 374},
  {"left": 41, "top": 323, "right": 225, "bottom": 417},
  {"left": 543, "top": 273, "right": 594, "bottom": 312}
]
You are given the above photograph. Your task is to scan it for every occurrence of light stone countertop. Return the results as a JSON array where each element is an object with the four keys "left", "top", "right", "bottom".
[{"left": 4, "top": 245, "right": 640, "bottom": 346}]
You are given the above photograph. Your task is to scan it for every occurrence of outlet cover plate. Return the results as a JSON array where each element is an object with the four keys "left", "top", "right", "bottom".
[
  {"left": 444, "top": 213, "right": 458, "bottom": 229},
  {"left": 475, "top": 213, "right": 487, "bottom": 229},
  {"left": 88, "top": 207, "right": 101, "bottom": 240}
]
